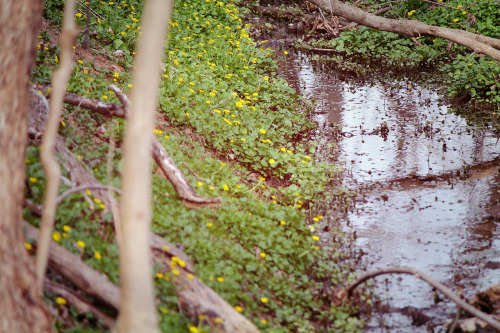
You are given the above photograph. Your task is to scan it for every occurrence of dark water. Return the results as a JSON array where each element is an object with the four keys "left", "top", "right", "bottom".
[{"left": 277, "top": 51, "right": 500, "bottom": 331}]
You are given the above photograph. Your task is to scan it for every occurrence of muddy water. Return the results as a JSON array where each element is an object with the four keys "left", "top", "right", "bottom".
[{"left": 277, "top": 52, "right": 500, "bottom": 331}]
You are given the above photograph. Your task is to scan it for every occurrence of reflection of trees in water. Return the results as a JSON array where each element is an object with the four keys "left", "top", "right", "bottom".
[{"left": 445, "top": 169, "right": 500, "bottom": 295}]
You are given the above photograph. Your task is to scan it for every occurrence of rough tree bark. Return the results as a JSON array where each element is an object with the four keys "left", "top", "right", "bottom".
[
  {"left": 0, "top": 1, "right": 54, "bottom": 331},
  {"left": 309, "top": 0, "right": 500, "bottom": 61},
  {"left": 115, "top": 0, "right": 173, "bottom": 332}
]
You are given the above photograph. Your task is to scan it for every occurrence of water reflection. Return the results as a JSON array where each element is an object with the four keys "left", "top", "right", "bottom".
[{"left": 278, "top": 51, "right": 500, "bottom": 330}]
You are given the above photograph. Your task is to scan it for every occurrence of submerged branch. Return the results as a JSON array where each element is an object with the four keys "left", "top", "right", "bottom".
[{"left": 336, "top": 266, "right": 500, "bottom": 331}]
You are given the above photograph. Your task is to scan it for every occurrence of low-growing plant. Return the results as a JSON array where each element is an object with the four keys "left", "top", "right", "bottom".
[{"left": 27, "top": 0, "right": 366, "bottom": 332}]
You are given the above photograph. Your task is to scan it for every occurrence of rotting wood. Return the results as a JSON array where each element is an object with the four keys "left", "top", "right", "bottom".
[
  {"left": 24, "top": 221, "right": 121, "bottom": 309},
  {"left": 253, "top": 5, "right": 305, "bottom": 22},
  {"left": 309, "top": 0, "right": 500, "bottom": 61},
  {"left": 336, "top": 266, "right": 500, "bottom": 331},
  {"left": 33, "top": 84, "right": 221, "bottom": 209}
]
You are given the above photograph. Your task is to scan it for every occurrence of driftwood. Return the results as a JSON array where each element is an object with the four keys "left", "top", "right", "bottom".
[
  {"left": 336, "top": 266, "right": 500, "bottom": 331},
  {"left": 33, "top": 84, "right": 221, "bottom": 209},
  {"left": 310, "top": 0, "right": 500, "bottom": 61}
]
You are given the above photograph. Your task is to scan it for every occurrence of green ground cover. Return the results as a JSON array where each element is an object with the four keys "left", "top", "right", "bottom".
[
  {"left": 309, "top": 0, "right": 500, "bottom": 107},
  {"left": 26, "top": 0, "right": 364, "bottom": 332}
]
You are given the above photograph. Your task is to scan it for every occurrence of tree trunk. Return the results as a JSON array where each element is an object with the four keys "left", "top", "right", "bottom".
[
  {"left": 0, "top": 1, "right": 54, "bottom": 331},
  {"left": 115, "top": 0, "right": 173, "bottom": 332}
]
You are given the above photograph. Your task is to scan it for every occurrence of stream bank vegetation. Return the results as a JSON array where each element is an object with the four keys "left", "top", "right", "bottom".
[
  {"left": 24, "top": 0, "right": 365, "bottom": 332},
  {"left": 12, "top": 0, "right": 500, "bottom": 332},
  {"left": 249, "top": 0, "right": 500, "bottom": 111}
]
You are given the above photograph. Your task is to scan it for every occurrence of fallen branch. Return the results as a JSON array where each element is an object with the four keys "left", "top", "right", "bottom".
[
  {"left": 336, "top": 266, "right": 500, "bottom": 331},
  {"left": 25, "top": 221, "right": 121, "bottom": 309},
  {"left": 24, "top": 221, "right": 259, "bottom": 332},
  {"left": 34, "top": 84, "right": 221, "bottom": 209},
  {"left": 26, "top": 93, "right": 258, "bottom": 332},
  {"left": 44, "top": 279, "right": 116, "bottom": 328},
  {"left": 310, "top": 0, "right": 500, "bottom": 61},
  {"left": 56, "top": 184, "right": 121, "bottom": 205}
]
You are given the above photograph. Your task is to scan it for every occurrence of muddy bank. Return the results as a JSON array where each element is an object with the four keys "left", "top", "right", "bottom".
[{"left": 273, "top": 48, "right": 500, "bottom": 331}]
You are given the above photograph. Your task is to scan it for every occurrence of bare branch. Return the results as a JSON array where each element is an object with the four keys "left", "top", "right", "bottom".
[
  {"left": 56, "top": 184, "right": 121, "bottom": 205},
  {"left": 336, "top": 266, "right": 500, "bottom": 331},
  {"left": 34, "top": 84, "right": 222, "bottom": 208},
  {"left": 37, "top": 0, "right": 79, "bottom": 291}
]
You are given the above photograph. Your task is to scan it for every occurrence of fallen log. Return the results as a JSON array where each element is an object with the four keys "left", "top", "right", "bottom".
[
  {"left": 32, "top": 84, "right": 221, "bottom": 209},
  {"left": 310, "top": 0, "right": 500, "bottom": 61},
  {"left": 24, "top": 222, "right": 260, "bottom": 332}
]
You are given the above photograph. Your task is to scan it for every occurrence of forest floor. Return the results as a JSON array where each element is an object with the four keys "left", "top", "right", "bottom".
[{"left": 25, "top": 1, "right": 367, "bottom": 333}]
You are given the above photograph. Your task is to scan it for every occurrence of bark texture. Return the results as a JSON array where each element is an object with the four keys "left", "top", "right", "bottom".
[
  {"left": 115, "top": 0, "right": 173, "bottom": 332},
  {"left": 310, "top": 0, "right": 500, "bottom": 61},
  {"left": 0, "top": 1, "right": 53, "bottom": 332}
]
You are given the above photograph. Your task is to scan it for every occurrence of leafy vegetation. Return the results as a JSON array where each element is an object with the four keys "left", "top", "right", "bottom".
[
  {"left": 309, "top": 0, "right": 500, "bottom": 107},
  {"left": 26, "top": 0, "right": 364, "bottom": 332}
]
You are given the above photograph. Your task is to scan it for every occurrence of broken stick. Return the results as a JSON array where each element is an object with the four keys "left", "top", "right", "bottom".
[{"left": 33, "top": 84, "right": 221, "bottom": 209}]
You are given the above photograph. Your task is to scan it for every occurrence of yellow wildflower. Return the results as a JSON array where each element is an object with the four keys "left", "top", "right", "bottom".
[
  {"left": 55, "top": 297, "right": 67, "bottom": 305},
  {"left": 52, "top": 232, "right": 61, "bottom": 242}
]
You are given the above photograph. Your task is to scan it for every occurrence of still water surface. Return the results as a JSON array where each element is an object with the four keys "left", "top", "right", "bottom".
[{"left": 278, "top": 51, "right": 500, "bottom": 331}]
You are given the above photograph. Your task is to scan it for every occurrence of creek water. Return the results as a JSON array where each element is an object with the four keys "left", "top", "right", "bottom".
[{"left": 277, "top": 51, "right": 500, "bottom": 331}]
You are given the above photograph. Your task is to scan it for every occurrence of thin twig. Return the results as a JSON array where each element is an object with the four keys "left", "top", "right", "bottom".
[
  {"left": 182, "top": 162, "right": 201, "bottom": 180},
  {"left": 36, "top": 0, "right": 79, "bottom": 292},
  {"left": 56, "top": 184, "right": 121, "bottom": 205},
  {"left": 337, "top": 266, "right": 500, "bottom": 331}
]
